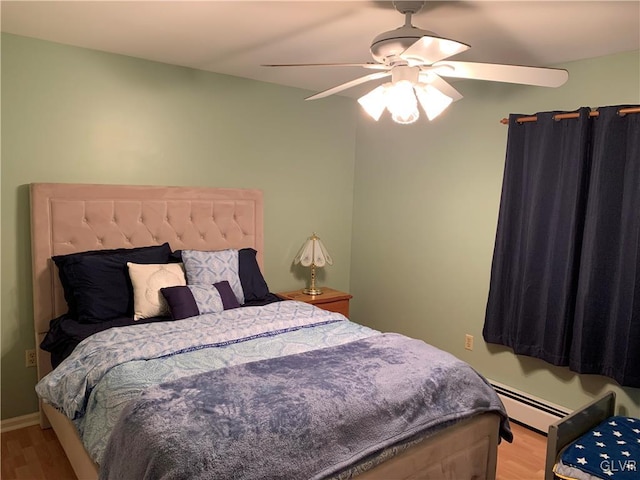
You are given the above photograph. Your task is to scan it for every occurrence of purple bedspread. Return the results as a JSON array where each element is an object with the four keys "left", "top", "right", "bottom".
[{"left": 100, "top": 333, "right": 511, "bottom": 480}]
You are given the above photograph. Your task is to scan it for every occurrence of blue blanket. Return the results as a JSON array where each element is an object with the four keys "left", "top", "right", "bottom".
[
  {"left": 78, "top": 318, "right": 378, "bottom": 464},
  {"left": 100, "top": 333, "right": 511, "bottom": 480}
]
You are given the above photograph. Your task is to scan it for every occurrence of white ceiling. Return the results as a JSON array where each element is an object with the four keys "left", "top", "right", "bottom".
[{"left": 2, "top": 1, "right": 639, "bottom": 99}]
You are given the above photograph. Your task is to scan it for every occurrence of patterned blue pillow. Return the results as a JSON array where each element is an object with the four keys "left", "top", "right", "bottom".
[
  {"left": 161, "top": 282, "right": 240, "bottom": 321},
  {"left": 181, "top": 249, "right": 244, "bottom": 304}
]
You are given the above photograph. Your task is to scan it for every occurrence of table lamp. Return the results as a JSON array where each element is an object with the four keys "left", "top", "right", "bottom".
[{"left": 293, "top": 233, "right": 333, "bottom": 295}]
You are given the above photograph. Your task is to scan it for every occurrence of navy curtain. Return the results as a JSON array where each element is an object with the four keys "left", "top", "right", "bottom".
[{"left": 483, "top": 106, "right": 640, "bottom": 387}]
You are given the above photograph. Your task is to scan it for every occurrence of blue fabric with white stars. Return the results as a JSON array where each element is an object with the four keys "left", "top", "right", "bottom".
[{"left": 561, "top": 416, "right": 640, "bottom": 479}]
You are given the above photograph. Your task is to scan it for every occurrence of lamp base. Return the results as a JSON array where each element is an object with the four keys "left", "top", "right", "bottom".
[{"left": 303, "top": 287, "right": 323, "bottom": 296}]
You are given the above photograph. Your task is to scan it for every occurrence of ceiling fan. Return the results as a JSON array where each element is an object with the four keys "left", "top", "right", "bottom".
[{"left": 264, "top": 1, "right": 569, "bottom": 124}]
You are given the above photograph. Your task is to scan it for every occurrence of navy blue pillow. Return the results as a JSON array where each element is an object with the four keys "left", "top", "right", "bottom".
[
  {"left": 161, "top": 281, "right": 240, "bottom": 321},
  {"left": 53, "top": 243, "right": 173, "bottom": 323},
  {"left": 238, "top": 248, "right": 270, "bottom": 302}
]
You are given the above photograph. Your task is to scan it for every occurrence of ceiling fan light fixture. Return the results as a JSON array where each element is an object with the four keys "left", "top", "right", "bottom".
[
  {"left": 358, "top": 80, "right": 421, "bottom": 124},
  {"left": 358, "top": 84, "right": 388, "bottom": 121},
  {"left": 359, "top": 78, "right": 453, "bottom": 124},
  {"left": 386, "top": 80, "right": 420, "bottom": 124},
  {"left": 414, "top": 83, "right": 453, "bottom": 121},
  {"left": 391, "top": 109, "right": 420, "bottom": 125}
]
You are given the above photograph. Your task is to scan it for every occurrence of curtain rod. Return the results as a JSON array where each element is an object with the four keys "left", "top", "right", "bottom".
[{"left": 500, "top": 106, "right": 640, "bottom": 125}]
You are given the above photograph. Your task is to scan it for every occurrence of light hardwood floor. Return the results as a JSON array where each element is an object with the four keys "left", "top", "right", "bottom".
[
  {"left": 497, "top": 422, "right": 547, "bottom": 479},
  {"left": 1, "top": 421, "right": 546, "bottom": 479},
  {"left": 1, "top": 424, "right": 75, "bottom": 480}
]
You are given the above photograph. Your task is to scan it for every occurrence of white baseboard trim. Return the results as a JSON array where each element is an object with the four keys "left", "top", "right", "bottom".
[{"left": 1, "top": 412, "right": 40, "bottom": 433}]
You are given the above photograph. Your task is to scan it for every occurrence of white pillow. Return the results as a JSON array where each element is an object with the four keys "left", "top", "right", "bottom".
[{"left": 127, "top": 262, "right": 186, "bottom": 320}]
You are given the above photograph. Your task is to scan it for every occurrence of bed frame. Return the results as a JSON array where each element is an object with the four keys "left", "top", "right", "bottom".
[
  {"left": 30, "top": 182, "right": 502, "bottom": 480},
  {"left": 545, "top": 391, "right": 617, "bottom": 480}
]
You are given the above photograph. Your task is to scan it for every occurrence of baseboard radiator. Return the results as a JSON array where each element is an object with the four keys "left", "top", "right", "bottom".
[{"left": 489, "top": 380, "right": 571, "bottom": 434}]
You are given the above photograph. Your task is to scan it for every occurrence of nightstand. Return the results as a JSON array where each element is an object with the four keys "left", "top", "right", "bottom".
[{"left": 276, "top": 287, "right": 352, "bottom": 318}]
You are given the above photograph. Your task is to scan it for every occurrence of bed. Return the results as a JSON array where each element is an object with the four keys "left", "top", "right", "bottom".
[
  {"left": 546, "top": 391, "right": 639, "bottom": 480},
  {"left": 30, "top": 182, "right": 511, "bottom": 480}
]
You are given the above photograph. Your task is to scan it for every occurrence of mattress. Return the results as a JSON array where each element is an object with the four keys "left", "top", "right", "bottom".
[{"left": 554, "top": 415, "right": 640, "bottom": 480}]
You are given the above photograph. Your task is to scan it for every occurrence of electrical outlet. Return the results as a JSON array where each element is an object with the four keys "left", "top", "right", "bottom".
[
  {"left": 25, "top": 349, "right": 37, "bottom": 368},
  {"left": 464, "top": 334, "right": 474, "bottom": 351}
]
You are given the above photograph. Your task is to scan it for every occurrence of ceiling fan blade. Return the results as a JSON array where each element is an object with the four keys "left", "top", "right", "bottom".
[
  {"left": 400, "top": 35, "right": 470, "bottom": 65},
  {"left": 262, "top": 62, "right": 389, "bottom": 70},
  {"left": 434, "top": 61, "right": 569, "bottom": 87},
  {"left": 305, "top": 71, "right": 391, "bottom": 101},
  {"left": 418, "top": 72, "right": 464, "bottom": 102}
]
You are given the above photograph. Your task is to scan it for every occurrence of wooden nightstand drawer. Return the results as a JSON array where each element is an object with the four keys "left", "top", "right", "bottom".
[
  {"left": 316, "top": 298, "right": 350, "bottom": 317},
  {"left": 276, "top": 287, "right": 352, "bottom": 318}
]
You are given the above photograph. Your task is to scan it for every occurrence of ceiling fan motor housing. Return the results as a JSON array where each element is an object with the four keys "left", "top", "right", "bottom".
[
  {"left": 392, "top": 1, "right": 425, "bottom": 14},
  {"left": 370, "top": 25, "right": 438, "bottom": 64}
]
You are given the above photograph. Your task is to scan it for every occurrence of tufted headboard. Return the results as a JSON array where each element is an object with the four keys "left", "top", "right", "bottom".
[{"left": 30, "top": 183, "right": 263, "bottom": 380}]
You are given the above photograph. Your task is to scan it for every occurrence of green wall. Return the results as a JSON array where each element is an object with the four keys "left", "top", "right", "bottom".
[
  {"left": 1, "top": 33, "right": 357, "bottom": 419},
  {"left": 351, "top": 50, "right": 640, "bottom": 416},
  {"left": 2, "top": 31, "right": 639, "bottom": 422}
]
